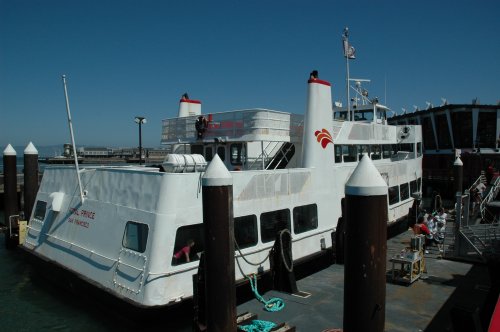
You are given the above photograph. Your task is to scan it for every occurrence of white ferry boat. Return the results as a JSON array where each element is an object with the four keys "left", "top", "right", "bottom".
[{"left": 22, "top": 72, "right": 422, "bottom": 308}]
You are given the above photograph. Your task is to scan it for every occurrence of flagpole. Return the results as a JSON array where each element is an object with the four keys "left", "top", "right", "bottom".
[
  {"left": 343, "top": 27, "right": 351, "bottom": 121},
  {"left": 346, "top": 49, "right": 351, "bottom": 121}
]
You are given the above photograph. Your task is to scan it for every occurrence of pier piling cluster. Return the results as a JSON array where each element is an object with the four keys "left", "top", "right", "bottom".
[{"left": 2, "top": 143, "right": 39, "bottom": 249}]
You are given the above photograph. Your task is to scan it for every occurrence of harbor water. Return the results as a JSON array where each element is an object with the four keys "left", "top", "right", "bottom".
[{"left": 0, "top": 213, "right": 192, "bottom": 332}]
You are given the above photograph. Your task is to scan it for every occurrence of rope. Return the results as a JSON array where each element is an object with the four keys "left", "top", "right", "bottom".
[
  {"left": 247, "top": 274, "right": 285, "bottom": 312},
  {"left": 279, "top": 229, "right": 293, "bottom": 272},
  {"left": 238, "top": 320, "right": 277, "bottom": 332},
  {"left": 234, "top": 239, "right": 271, "bottom": 266}
]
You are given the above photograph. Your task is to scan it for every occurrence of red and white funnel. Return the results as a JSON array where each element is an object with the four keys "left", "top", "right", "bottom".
[
  {"left": 301, "top": 71, "right": 335, "bottom": 169},
  {"left": 178, "top": 94, "right": 202, "bottom": 117}
]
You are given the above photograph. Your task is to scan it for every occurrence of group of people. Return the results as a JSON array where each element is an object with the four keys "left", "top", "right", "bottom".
[{"left": 414, "top": 208, "right": 448, "bottom": 254}]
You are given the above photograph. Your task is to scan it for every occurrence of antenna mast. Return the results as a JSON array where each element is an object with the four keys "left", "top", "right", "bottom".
[
  {"left": 61, "top": 75, "right": 85, "bottom": 203},
  {"left": 343, "top": 27, "right": 351, "bottom": 121}
]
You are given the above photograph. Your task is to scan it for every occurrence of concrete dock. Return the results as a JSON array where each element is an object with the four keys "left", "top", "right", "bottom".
[{"left": 237, "top": 228, "right": 494, "bottom": 331}]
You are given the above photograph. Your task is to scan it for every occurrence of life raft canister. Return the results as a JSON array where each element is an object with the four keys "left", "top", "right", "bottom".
[{"left": 195, "top": 116, "right": 208, "bottom": 138}]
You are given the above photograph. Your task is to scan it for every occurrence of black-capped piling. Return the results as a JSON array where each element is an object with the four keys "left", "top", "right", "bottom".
[
  {"left": 23, "top": 142, "right": 39, "bottom": 220},
  {"left": 201, "top": 154, "right": 236, "bottom": 332},
  {"left": 3, "top": 144, "right": 19, "bottom": 249},
  {"left": 454, "top": 156, "right": 463, "bottom": 195},
  {"left": 343, "top": 155, "right": 388, "bottom": 332}
]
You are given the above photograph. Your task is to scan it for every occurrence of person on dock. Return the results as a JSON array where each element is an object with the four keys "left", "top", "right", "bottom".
[{"left": 413, "top": 216, "right": 432, "bottom": 254}]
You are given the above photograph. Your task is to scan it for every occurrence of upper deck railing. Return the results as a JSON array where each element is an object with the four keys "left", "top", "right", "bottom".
[{"left": 161, "top": 109, "right": 304, "bottom": 144}]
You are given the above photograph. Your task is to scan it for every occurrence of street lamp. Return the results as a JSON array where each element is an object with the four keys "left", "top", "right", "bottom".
[{"left": 134, "top": 116, "right": 147, "bottom": 165}]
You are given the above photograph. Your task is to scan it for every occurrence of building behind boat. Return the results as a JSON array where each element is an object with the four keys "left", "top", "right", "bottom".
[{"left": 389, "top": 101, "right": 500, "bottom": 198}]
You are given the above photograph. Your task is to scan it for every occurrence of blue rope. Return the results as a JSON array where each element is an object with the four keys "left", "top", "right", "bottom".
[
  {"left": 247, "top": 274, "right": 285, "bottom": 312},
  {"left": 238, "top": 319, "right": 276, "bottom": 332}
]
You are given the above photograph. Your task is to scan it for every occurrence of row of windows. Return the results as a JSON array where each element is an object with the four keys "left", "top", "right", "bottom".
[
  {"left": 191, "top": 143, "right": 246, "bottom": 166},
  {"left": 388, "top": 178, "right": 422, "bottom": 206},
  {"left": 168, "top": 204, "right": 318, "bottom": 265},
  {"left": 334, "top": 143, "right": 422, "bottom": 163}
]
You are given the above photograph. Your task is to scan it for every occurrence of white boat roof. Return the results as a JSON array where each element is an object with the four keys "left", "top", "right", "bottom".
[{"left": 161, "top": 108, "right": 303, "bottom": 144}]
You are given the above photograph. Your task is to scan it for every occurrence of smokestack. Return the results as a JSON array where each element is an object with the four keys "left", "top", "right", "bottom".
[
  {"left": 301, "top": 71, "right": 335, "bottom": 168},
  {"left": 178, "top": 93, "right": 202, "bottom": 117}
]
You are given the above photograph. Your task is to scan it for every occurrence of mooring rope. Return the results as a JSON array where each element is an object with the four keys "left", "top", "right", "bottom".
[
  {"left": 247, "top": 274, "right": 285, "bottom": 312},
  {"left": 238, "top": 319, "right": 277, "bottom": 332}
]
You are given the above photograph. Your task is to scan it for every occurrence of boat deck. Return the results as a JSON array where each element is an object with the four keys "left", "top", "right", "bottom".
[{"left": 237, "top": 228, "right": 495, "bottom": 331}]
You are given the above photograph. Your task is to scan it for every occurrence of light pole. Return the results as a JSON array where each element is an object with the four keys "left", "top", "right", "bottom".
[{"left": 134, "top": 116, "right": 146, "bottom": 165}]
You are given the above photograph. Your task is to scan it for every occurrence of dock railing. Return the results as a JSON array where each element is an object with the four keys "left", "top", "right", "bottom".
[
  {"left": 444, "top": 192, "right": 500, "bottom": 263},
  {"left": 480, "top": 176, "right": 500, "bottom": 223}
]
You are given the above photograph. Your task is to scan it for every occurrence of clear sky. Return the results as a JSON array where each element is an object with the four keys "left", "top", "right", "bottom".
[{"left": 1, "top": 0, "right": 499, "bottom": 151}]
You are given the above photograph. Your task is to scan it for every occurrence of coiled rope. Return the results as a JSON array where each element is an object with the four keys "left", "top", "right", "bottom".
[
  {"left": 247, "top": 274, "right": 285, "bottom": 312},
  {"left": 234, "top": 239, "right": 285, "bottom": 313},
  {"left": 238, "top": 319, "right": 276, "bottom": 332}
]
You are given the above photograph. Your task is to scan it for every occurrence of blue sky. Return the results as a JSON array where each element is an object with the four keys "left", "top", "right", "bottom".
[{"left": 1, "top": 0, "right": 499, "bottom": 151}]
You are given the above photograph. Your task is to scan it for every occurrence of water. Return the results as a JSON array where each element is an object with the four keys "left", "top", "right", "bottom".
[{"left": 0, "top": 212, "right": 192, "bottom": 331}]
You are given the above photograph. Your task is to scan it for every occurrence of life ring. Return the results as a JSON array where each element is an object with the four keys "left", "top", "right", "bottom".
[{"left": 195, "top": 116, "right": 208, "bottom": 138}]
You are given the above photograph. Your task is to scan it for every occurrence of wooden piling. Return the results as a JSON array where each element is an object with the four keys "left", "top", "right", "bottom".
[
  {"left": 3, "top": 144, "right": 18, "bottom": 249},
  {"left": 23, "top": 142, "right": 39, "bottom": 220},
  {"left": 343, "top": 155, "right": 388, "bottom": 332},
  {"left": 201, "top": 154, "right": 236, "bottom": 332}
]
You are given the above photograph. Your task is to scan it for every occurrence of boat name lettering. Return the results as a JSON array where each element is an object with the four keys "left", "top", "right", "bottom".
[
  {"left": 67, "top": 217, "right": 90, "bottom": 228},
  {"left": 69, "top": 208, "right": 96, "bottom": 219}
]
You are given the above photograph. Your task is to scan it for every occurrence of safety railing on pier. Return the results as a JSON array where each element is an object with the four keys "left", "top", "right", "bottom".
[
  {"left": 480, "top": 176, "right": 500, "bottom": 223},
  {"left": 443, "top": 192, "right": 500, "bottom": 263}
]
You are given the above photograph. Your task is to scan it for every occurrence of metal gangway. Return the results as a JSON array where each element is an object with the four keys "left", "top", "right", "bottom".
[{"left": 443, "top": 187, "right": 500, "bottom": 264}]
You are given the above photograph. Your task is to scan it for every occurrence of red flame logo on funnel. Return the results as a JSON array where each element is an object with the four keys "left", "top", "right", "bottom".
[{"left": 314, "top": 129, "right": 333, "bottom": 148}]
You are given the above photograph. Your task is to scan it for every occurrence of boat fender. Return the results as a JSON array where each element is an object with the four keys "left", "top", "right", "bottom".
[{"left": 195, "top": 116, "right": 208, "bottom": 138}]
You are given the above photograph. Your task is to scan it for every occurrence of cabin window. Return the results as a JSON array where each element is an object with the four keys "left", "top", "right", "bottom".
[
  {"left": 410, "top": 180, "right": 418, "bottom": 196},
  {"left": 334, "top": 145, "right": 342, "bottom": 163},
  {"left": 417, "top": 142, "right": 422, "bottom": 157},
  {"left": 235, "top": 215, "right": 258, "bottom": 249},
  {"left": 358, "top": 145, "right": 370, "bottom": 160},
  {"left": 382, "top": 145, "right": 392, "bottom": 159},
  {"left": 260, "top": 209, "right": 291, "bottom": 243},
  {"left": 230, "top": 143, "right": 245, "bottom": 166},
  {"left": 400, "top": 183, "right": 410, "bottom": 201},
  {"left": 172, "top": 224, "right": 204, "bottom": 265},
  {"left": 400, "top": 143, "right": 414, "bottom": 153},
  {"left": 33, "top": 200, "right": 47, "bottom": 221},
  {"left": 371, "top": 145, "right": 381, "bottom": 160},
  {"left": 217, "top": 146, "right": 226, "bottom": 161},
  {"left": 417, "top": 177, "right": 422, "bottom": 191},
  {"left": 293, "top": 204, "right": 318, "bottom": 234},
  {"left": 388, "top": 185, "right": 400, "bottom": 205},
  {"left": 391, "top": 144, "right": 398, "bottom": 156},
  {"left": 191, "top": 145, "right": 204, "bottom": 155},
  {"left": 342, "top": 145, "right": 357, "bottom": 162},
  {"left": 205, "top": 146, "right": 213, "bottom": 161},
  {"left": 122, "top": 221, "right": 149, "bottom": 253}
]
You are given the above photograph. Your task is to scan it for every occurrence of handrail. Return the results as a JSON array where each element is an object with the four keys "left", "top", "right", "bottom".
[
  {"left": 480, "top": 176, "right": 500, "bottom": 221},
  {"left": 468, "top": 172, "right": 486, "bottom": 192}
]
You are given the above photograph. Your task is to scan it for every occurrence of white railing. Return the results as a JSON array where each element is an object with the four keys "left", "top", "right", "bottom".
[
  {"left": 161, "top": 109, "right": 304, "bottom": 143},
  {"left": 481, "top": 176, "right": 500, "bottom": 222}
]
